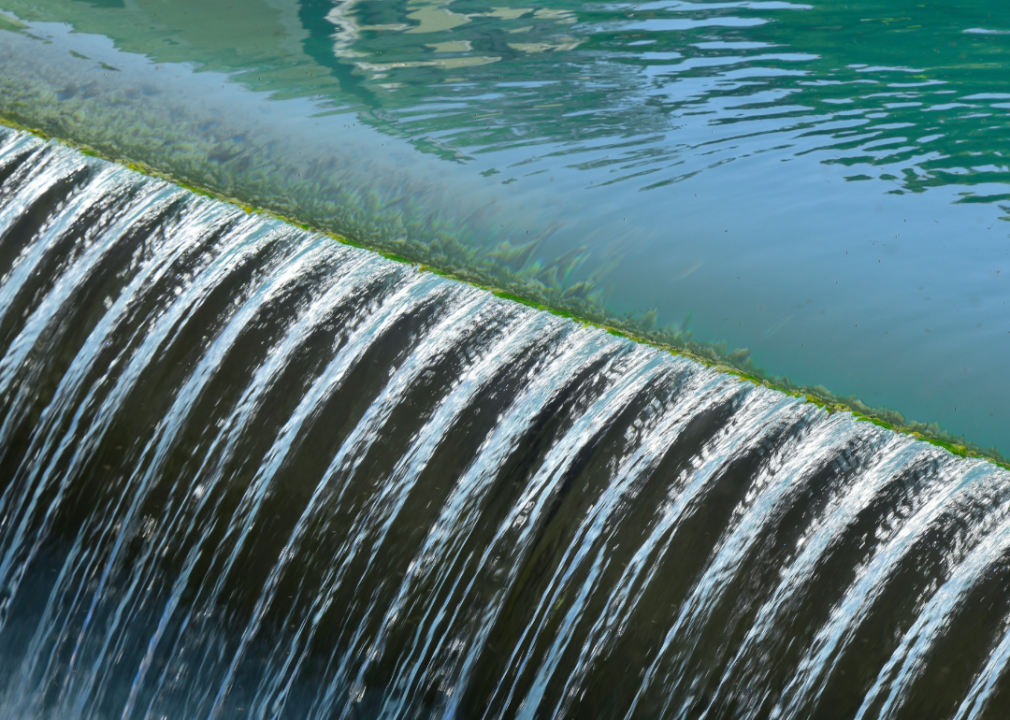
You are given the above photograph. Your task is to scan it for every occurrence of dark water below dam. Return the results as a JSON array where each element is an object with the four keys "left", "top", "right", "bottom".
[{"left": 5, "top": 128, "right": 1010, "bottom": 718}]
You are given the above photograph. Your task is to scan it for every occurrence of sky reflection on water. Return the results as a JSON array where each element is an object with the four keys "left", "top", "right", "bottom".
[{"left": 2, "top": 0, "right": 1010, "bottom": 451}]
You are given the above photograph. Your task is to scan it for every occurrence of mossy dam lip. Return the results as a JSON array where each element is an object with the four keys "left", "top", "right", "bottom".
[{"left": 2, "top": 114, "right": 1005, "bottom": 471}]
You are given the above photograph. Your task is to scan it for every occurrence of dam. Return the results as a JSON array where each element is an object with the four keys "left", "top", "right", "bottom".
[
  {"left": 3, "top": 0, "right": 1010, "bottom": 717},
  {"left": 2, "top": 127, "right": 1010, "bottom": 719}
]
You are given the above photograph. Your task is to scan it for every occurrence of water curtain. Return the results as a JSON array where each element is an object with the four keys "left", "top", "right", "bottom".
[{"left": 2, "top": 129, "right": 1010, "bottom": 719}]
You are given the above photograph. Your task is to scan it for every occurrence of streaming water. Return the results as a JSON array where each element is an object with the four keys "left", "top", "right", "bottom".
[
  {"left": 5, "top": 128, "right": 1010, "bottom": 718},
  {"left": 2, "top": 0, "right": 1010, "bottom": 451}
]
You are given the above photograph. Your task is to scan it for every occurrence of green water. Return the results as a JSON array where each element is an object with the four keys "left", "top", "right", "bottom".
[{"left": 2, "top": 0, "right": 1010, "bottom": 452}]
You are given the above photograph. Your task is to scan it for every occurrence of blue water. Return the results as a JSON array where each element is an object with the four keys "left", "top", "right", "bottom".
[{"left": 1, "top": 0, "right": 1009, "bottom": 451}]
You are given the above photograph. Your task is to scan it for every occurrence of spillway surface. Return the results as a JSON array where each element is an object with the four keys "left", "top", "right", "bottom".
[{"left": 3, "top": 129, "right": 1010, "bottom": 719}]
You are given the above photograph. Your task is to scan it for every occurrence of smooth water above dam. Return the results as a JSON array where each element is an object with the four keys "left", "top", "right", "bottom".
[
  {"left": 2, "top": 0, "right": 1010, "bottom": 451},
  {"left": 5, "top": 128, "right": 1010, "bottom": 718}
]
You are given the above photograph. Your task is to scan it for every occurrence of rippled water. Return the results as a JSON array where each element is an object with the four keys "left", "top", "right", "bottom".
[
  {"left": 0, "top": 4, "right": 1007, "bottom": 447},
  {"left": 7, "top": 127, "right": 1010, "bottom": 720}
]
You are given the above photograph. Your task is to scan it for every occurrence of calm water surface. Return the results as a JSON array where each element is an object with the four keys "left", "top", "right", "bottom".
[{"left": 1, "top": 0, "right": 1010, "bottom": 450}]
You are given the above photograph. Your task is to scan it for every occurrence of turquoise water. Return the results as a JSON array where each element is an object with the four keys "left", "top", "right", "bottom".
[{"left": 1, "top": 0, "right": 1009, "bottom": 451}]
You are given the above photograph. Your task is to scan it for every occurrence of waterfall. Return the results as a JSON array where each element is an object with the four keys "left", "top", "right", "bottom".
[{"left": 2, "top": 127, "right": 1010, "bottom": 719}]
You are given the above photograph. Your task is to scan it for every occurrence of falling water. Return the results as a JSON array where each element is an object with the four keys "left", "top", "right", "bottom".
[{"left": 2, "top": 127, "right": 1010, "bottom": 719}]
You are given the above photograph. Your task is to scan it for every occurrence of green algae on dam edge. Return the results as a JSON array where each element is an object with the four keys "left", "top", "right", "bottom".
[{"left": 2, "top": 116, "right": 1004, "bottom": 470}]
